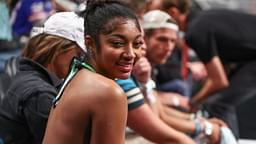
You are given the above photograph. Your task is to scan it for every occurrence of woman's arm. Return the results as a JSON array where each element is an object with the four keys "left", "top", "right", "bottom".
[
  {"left": 161, "top": 104, "right": 191, "bottom": 120},
  {"left": 127, "top": 103, "right": 195, "bottom": 144}
]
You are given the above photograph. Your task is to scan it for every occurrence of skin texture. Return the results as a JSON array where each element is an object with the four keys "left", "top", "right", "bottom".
[{"left": 43, "top": 19, "right": 143, "bottom": 144}]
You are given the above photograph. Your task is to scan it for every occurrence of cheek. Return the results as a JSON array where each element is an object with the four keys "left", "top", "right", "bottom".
[
  {"left": 150, "top": 39, "right": 161, "bottom": 49},
  {"left": 98, "top": 49, "right": 118, "bottom": 66},
  {"left": 62, "top": 57, "right": 73, "bottom": 72},
  {"left": 53, "top": 58, "right": 71, "bottom": 78},
  {"left": 105, "top": 49, "right": 117, "bottom": 59},
  {"left": 146, "top": 40, "right": 156, "bottom": 51},
  {"left": 134, "top": 49, "right": 142, "bottom": 62},
  {"left": 150, "top": 43, "right": 161, "bottom": 53},
  {"left": 140, "top": 48, "right": 147, "bottom": 57},
  {"left": 170, "top": 44, "right": 176, "bottom": 52}
]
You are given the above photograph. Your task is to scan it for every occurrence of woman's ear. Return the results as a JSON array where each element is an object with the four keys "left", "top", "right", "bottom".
[
  {"left": 85, "top": 35, "right": 97, "bottom": 61},
  {"left": 85, "top": 35, "right": 97, "bottom": 54},
  {"left": 85, "top": 35, "right": 94, "bottom": 49},
  {"left": 84, "top": 35, "right": 97, "bottom": 68}
]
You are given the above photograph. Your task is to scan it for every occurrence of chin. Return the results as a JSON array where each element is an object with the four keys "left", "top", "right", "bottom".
[
  {"left": 156, "top": 60, "right": 165, "bottom": 65},
  {"left": 159, "top": 59, "right": 168, "bottom": 64},
  {"left": 115, "top": 72, "right": 131, "bottom": 80}
]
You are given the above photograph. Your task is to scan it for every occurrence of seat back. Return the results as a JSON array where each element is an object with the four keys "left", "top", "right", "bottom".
[
  {"left": 0, "top": 74, "right": 12, "bottom": 103},
  {"left": 4, "top": 56, "right": 19, "bottom": 77},
  {"left": 0, "top": 57, "right": 19, "bottom": 103}
]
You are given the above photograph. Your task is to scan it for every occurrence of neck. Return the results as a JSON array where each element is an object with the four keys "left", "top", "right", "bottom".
[{"left": 46, "top": 63, "right": 61, "bottom": 79}]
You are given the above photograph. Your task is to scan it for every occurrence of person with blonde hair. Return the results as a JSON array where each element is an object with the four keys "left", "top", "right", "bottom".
[{"left": 0, "top": 11, "right": 86, "bottom": 144}]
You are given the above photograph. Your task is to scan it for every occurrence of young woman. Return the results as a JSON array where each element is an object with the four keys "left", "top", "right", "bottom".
[{"left": 43, "top": 1, "right": 144, "bottom": 144}]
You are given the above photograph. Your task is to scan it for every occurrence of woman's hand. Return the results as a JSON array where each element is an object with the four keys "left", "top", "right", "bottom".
[{"left": 132, "top": 57, "right": 152, "bottom": 84}]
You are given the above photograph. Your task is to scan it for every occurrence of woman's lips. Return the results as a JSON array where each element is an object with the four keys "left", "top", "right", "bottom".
[{"left": 117, "top": 62, "right": 133, "bottom": 72}]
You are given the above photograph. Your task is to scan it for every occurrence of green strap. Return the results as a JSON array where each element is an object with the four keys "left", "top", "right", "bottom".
[{"left": 53, "top": 57, "right": 95, "bottom": 107}]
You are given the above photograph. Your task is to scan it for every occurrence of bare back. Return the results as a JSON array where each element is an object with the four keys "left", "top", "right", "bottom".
[{"left": 43, "top": 69, "right": 127, "bottom": 144}]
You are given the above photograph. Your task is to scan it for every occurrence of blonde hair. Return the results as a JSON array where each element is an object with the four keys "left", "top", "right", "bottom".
[{"left": 22, "top": 34, "right": 79, "bottom": 66}]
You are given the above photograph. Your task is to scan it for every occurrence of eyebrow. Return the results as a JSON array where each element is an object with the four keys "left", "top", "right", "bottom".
[
  {"left": 109, "top": 34, "right": 126, "bottom": 40},
  {"left": 109, "top": 33, "right": 143, "bottom": 40},
  {"left": 135, "top": 34, "right": 143, "bottom": 40}
]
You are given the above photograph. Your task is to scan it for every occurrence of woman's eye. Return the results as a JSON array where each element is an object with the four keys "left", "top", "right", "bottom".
[
  {"left": 112, "top": 41, "right": 124, "bottom": 48},
  {"left": 133, "top": 41, "right": 143, "bottom": 49}
]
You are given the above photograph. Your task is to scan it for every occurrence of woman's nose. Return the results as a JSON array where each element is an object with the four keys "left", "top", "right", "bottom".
[{"left": 123, "top": 47, "right": 136, "bottom": 60}]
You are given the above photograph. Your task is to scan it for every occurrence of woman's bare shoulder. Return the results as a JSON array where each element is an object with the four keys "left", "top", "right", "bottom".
[
  {"left": 54, "top": 69, "right": 126, "bottom": 118},
  {"left": 71, "top": 69, "right": 126, "bottom": 102}
]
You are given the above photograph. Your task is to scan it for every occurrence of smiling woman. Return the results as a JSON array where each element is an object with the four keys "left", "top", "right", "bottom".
[
  {"left": 43, "top": 1, "right": 143, "bottom": 144},
  {"left": 92, "top": 19, "right": 143, "bottom": 79}
]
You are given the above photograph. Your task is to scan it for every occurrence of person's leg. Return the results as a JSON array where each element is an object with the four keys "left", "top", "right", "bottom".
[
  {"left": 229, "top": 61, "right": 256, "bottom": 139},
  {"left": 237, "top": 95, "right": 256, "bottom": 139},
  {"left": 204, "top": 93, "right": 239, "bottom": 139},
  {"left": 156, "top": 79, "right": 191, "bottom": 97}
]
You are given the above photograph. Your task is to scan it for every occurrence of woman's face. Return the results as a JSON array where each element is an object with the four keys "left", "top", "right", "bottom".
[{"left": 94, "top": 19, "right": 143, "bottom": 79}]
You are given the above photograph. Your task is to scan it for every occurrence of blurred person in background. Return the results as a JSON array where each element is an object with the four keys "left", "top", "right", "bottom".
[
  {"left": 142, "top": 10, "right": 234, "bottom": 144},
  {"left": 162, "top": 0, "right": 256, "bottom": 139},
  {"left": 10, "top": 0, "right": 55, "bottom": 46},
  {"left": 0, "top": 11, "right": 85, "bottom": 144},
  {"left": 145, "top": 0, "right": 207, "bottom": 103},
  {"left": 121, "top": 0, "right": 151, "bottom": 18},
  {"left": 0, "top": 0, "right": 21, "bottom": 73}
]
